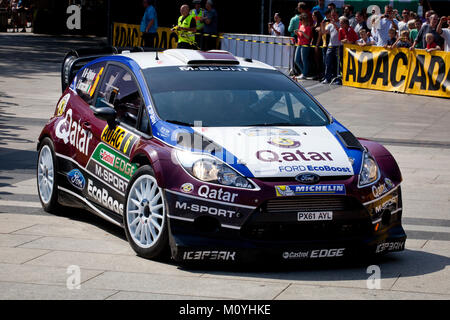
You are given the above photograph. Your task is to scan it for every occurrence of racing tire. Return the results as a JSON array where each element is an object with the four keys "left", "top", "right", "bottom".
[
  {"left": 123, "top": 165, "right": 169, "bottom": 260},
  {"left": 36, "top": 138, "right": 61, "bottom": 213}
]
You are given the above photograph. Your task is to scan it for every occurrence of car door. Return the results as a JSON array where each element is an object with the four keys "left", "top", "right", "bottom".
[
  {"left": 56, "top": 61, "right": 106, "bottom": 194},
  {"left": 83, "top": 63, "right": 144, "bottom": 217}
]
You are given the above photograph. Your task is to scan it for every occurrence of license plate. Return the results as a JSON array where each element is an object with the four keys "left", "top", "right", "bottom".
[{"left": 297, "top": 211, "right": 333, "bottom": 221}]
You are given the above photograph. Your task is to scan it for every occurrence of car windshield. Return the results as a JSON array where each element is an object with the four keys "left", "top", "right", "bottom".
[{"left": 143, "top": 66, "right": 329, "bottom": 127}]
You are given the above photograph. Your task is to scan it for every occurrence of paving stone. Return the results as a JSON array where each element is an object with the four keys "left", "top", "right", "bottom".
[
  {"left": 19, "top": 236, "right": 134, "bottom": 255},
  {"left": 0, "top": 281, "right": 116, "bottom": 300},
  {"left": 25, "top": 250, "right": 203, "bottom": 277},
  {"left": 0, "top": 247, "right": 49, "bottom": 264},
  {"left": 83, "top": 271, "right": 288, "bottom": 299},
  {"left": 276, "top": 283, "right": 450, "bottom": 300},
  {"left": 0, "top": 262, "right": 103, "bottom": 286}
]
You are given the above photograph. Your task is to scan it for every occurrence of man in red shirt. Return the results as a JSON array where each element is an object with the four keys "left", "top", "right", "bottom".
[{"left": 338, "top": 16, "right": 358, "bottom": 44}]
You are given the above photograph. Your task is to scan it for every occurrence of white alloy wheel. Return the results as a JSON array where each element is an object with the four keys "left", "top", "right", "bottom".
[
  {"left": 126, "top": 174, "right": 165, "bottom": 248},
  {"left": 37, "top": 145, "right": 55, "bottom": 205}
]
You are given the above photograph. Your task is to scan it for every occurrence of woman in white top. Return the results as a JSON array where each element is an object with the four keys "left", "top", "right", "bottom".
[{"left": 268, "top": 13, "right": 285, "bottom": 36}]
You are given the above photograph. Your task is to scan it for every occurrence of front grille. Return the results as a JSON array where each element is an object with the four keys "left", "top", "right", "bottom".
[
  {"left": 241, "top": 220, "right": 371, "bottom": 241},
  {"left": 240, "top": 196, "right": 369, "bottom": 241},
  {"left": 264, "top": 196, "right": 360, "bottom": 213}
]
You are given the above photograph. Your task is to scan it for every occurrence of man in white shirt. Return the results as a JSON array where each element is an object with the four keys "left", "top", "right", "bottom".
[
  {"left": 437, "top": 16, "right": 450, "bottom": 52},
  {"left": 376, "top": 5, "right": 398, "bottom": 46},
  {"left": 397, "top": 9, "right": 410, "bottom": 33}
]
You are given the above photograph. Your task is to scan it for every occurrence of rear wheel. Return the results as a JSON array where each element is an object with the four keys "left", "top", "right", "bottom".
[
  {"left": 123, "top": 165, "right": 169, "bottom": 259},
  {"left": 37, "top": 138, "right": 60, "bottom": 213}
]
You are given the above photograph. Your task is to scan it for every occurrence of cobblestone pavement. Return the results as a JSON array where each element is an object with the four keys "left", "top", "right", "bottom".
[{"left": 0, "top": 33, "right": 449, "bottom": 299}]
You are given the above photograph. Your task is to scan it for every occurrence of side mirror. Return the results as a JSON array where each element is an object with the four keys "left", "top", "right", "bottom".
[{"left": 90, "top": 100, "right": 117, "bottom": 128}]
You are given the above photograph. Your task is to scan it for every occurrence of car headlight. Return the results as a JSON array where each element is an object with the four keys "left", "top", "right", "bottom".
[
  {"left": 176, "top": 151, "right": 255, "bottom": 189},
  {"left": 358, "top": 151, "right": 380, "bottom": 187}
]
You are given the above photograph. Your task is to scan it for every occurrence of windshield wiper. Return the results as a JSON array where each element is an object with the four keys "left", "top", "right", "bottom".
[
  {"left": 165, "top": 120, "right": 194, "bottom": 127},
  {"left": 247, "top": 122, "right": 304, "bottom": 127}
]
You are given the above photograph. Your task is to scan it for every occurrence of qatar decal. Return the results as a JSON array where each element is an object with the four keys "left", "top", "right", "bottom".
[
  {"left": 55, "top": 108, "right": 93, "bottom": 156},
  {"left": 191, "top": 126, "right": 354, "bottom": 178}
]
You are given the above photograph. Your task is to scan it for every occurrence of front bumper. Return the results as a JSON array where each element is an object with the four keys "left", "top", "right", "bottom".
[{"left": 164, "top": 180, "right": 406, "bottom": 263}]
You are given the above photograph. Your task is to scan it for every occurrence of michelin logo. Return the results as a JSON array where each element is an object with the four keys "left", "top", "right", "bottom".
[{"left": 275, "top": 184, "right": 346, "bottom": 197}]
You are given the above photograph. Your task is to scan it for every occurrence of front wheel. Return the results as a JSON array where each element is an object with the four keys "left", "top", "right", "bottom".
[
  {"left": 37, "top": 138, "right": 60, "bottom": 213},
  {"left": 123, "top": 165, "right": 169, "bottom": 259}
]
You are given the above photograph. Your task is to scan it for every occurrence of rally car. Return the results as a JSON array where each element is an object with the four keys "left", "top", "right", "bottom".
[{"left": 36, "top": 47, "right": 406, "bottom": 263}]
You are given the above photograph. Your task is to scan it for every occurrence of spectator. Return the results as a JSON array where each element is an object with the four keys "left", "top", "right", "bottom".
[
  {"left": 191, "top": 0, "right": 205, "bottom": 49},
  {"left": 398, "top": 9, "right": 410, "bottom": 32},
  {"left": 393, "top": 30, "right": 412, "bottom": 48},
  {"left": 356, "top": 29, "right": 375, "bottom": 46},
  {"left": 376, "top": 5, "right": 398, "bottom": 46},
  {"left": 319, "top": 9, "right": 332, "bottom": 80},
  {"left": 425, "top": 33, "right": 441, "bottom": 52},
  {"left": 418, "top": 0, "right": 433, "bottom": 19},
  {"left": 384, "top": 28, "right": 397, "bottom": 49},
  {"left": 423, "top": 10, "right": 435, "bottom": 26},
  {"left": 411, "top": 14, "right": 444, "bottom": 50},
  {"left": 338, "top": 16, "right": 358, "bottom": 44},
  {"left": 288, "top": 5, "right": 300, "bottom": 37},
  {"left": 409, "top": 11, "right": 418, "bottom": 20},
  {"left": 268, "top": 13, "right": 285, "bottom": 36},
  {"left": 354, "top": 11, "right": 368, "bottom": 37},
  {"left": 370, "top": 14, "right": 380, "bottom": 44},
  {"left": 288, "top": 5, "right": 301, "bottom": 76},
  {"left": 312, "top": 0, "right": 326, "bottom": 19},
  {"left": 140, "top": 0, "right": 158, "bottom": 48},
  {"left": 173, "top": 4, "right": 197, "bottom": 49},
  {"left": 436, "top": 16, "right": 450, "bottom": 51},
  {"left": 343, "top": 5, "right": 357, "bottom": 29},
  {"left": 415, "top": 17, "right": 423, "bottom": 31},
  {"left": 294, "top": 13, "right": 312, "bottom": 80},
  {"left": 298, "top": 2, "right": 312, "bottom": 25},
  {"left": 10, "top": 0, "right": 19, "bottom": 32},
  {"left": 202, "top": 0, "right": 218, "bottom": 50},
  {"left": 321, "top": 9, "right": 340, "bottom": 84},
  {"left": 327, "top": 2, "right": 336, "bottom": 12},
  {"left": 408, "top": 20, "right": 420, "bottom": 48},
  {"left": 311, "top": 10, "right": 324, "bottom": 79}
]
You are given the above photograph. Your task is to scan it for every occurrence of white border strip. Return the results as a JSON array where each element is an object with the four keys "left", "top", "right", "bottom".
[
  {"left": 58, "top": 186, "right": 123, "bottom": 227},
  {"left": 167, "top": 214, "right": 241, "bottom": 230},
  {"left": 363, "top": 185, "right": 400, "bottom": 206},
  {"left": 165, "top": 189, "right": 257, "bottom": 209}
]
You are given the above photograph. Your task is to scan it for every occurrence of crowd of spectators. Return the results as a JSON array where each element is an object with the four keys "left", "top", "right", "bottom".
[
  {"left": 280, "top": 1, "right": 450, "bottom": 84},
  {"left": 0, "top": 0, "right": 33, "bottom": 32}
]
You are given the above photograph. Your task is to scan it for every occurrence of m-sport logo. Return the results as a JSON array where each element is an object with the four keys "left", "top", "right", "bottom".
[{"left": 295, "top": 173, "right": 320, "bottom": 184}]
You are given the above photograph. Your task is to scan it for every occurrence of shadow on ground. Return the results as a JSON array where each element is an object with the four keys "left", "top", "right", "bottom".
[
  {"left": 0, "top": 34, "right": 107, "bottom": 78},
  {"left": 48, "top": 204, "right": 450, "bottom": 283}
]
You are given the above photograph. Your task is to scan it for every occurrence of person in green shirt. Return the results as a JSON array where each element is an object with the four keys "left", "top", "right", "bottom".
[
  {"left": 288, "top": 8, "right": 300, "bottom": 37},
  {"left": 409, "top": 18, "right": 421, "bottom": 48}
]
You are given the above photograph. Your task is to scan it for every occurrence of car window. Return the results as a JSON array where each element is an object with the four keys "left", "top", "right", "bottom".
[
  {"left": 97, "top": 64, "right": 143, "bottom": 128},
  {"left": 143, "top": 67, "right": 329, "bottom": 127},
  {"left": 75, "top": 61, "right": 106, "bottom": 105}
]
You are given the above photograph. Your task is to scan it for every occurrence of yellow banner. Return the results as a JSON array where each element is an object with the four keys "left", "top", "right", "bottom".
[
  {"left": 405, "top": 50, "right": 450, "bottom": 98},
  {"left": 343, "top": 44, "right": 449, "bottom": 98},
  {"left": 112, "top": 22, "right": 178, "bottom": 49}
]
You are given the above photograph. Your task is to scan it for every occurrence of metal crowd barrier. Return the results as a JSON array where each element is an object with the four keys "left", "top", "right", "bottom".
[{"left": 220, "top": 33, "right": 295, "bottom": 75}]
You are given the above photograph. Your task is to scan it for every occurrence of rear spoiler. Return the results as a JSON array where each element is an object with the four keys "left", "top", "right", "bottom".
[{"left": 61, "top": 46, "right": 164, "bottom": 92}]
